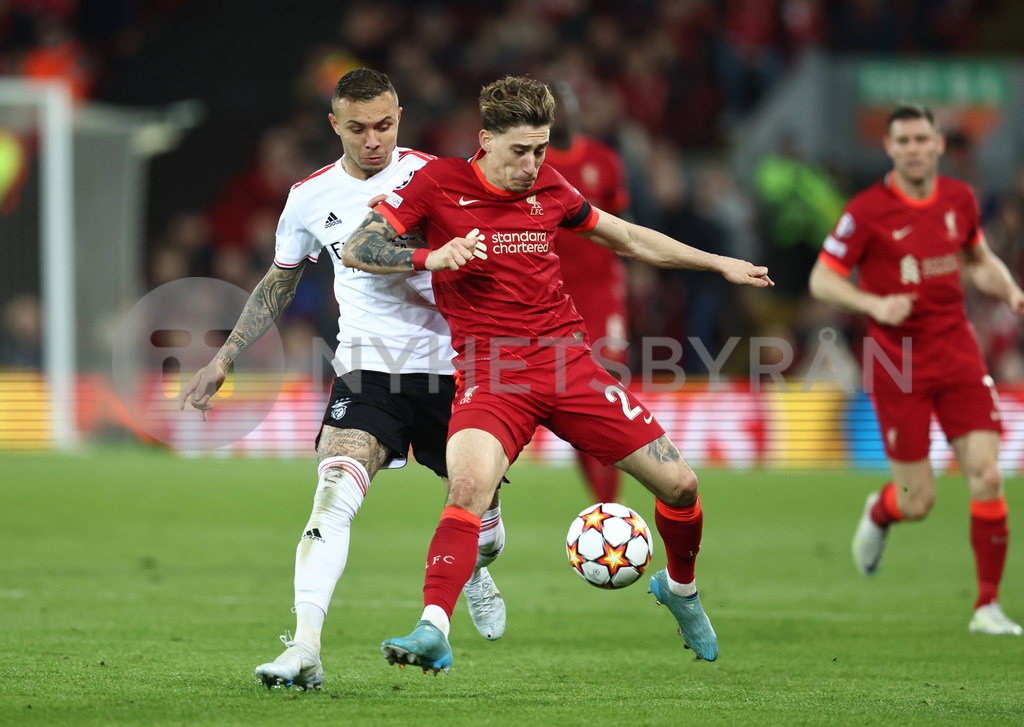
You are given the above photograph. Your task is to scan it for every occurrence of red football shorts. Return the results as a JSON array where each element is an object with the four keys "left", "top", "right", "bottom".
[
  {"left": 450, "top": 350, "right": 664, "bottom": 465},
  {"left": 870, "top": 368, "right": 1002, "bottom": 461}
]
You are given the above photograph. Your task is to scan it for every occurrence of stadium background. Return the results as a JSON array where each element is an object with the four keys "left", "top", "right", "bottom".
[
  {"left": 2, "top": 0, "right": 1024, "bottom": 468},
  {"left": 3, "top": 4, "right": 1024, "bottom": 725}
]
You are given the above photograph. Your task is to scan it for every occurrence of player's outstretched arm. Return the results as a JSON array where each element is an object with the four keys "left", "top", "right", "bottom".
[
  {"left": 582, "top": 208, "right": 773, "bottom": 287},
  {"left": 343, "top": 209, "right": 481, "bottom": 273},
  {"left": 176, "top": 262, "right": 305, "bottom": 419}
]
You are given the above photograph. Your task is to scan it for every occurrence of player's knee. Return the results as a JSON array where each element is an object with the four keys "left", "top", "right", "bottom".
[
  {"left": 657, "top": 465, "right": 698, "bottom": 508},
  {"left": 970, "top": 462, "right": 1002, "bottom": 500},
  {"left": 447, "top": 473, "right": 486, "bottom": 509},
  {"left": 313, "top": 457, "right": 367, "bottom": 522},
  {"left": 902, "top": 490, "right": 934, "bottom": 520}
]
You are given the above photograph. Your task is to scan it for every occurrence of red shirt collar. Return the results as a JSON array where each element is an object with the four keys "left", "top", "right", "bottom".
[{"left": 885, "top": 172, "right": 940, "bottom": 208}]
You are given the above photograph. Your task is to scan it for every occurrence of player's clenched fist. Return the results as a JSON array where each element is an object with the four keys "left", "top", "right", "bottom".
[
  {"left": 717, "top": 258, "right": 774, "bottom": 288},
  {"left": 426, "top": 228, "right": 485, "bottom": 271},
  {"left": 871, "top": 293, "right": 916, "bottom": 326}
]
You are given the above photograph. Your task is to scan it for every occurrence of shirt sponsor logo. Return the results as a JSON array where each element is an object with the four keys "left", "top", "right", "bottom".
[
  {"left": 897, "top": 253, "right": 957, "bottom": 284},
  {"left": 485, "top": 230, "right": 549, "bottom": 255},
  {"left": 921, "top": 253, "right": 958, "bottom": 278}
]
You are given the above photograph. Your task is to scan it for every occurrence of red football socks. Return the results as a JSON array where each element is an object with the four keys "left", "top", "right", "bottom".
[
  {"left": 970, "top": 497, "right": 1009, "bottom": 609},
  {"left": 870, "top": 482, "right": 905, "bottom": 527},
  {"left": 423, "top": 507, "right": 481, "bottom": 617},
  {"left": 654, "top": 496, "right": 703, "bottom": 584}
]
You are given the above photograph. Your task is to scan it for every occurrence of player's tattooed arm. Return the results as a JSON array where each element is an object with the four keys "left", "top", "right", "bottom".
[
  {"left": 344, "top": 211, "right": 481, "bottom": 273},
  {"left": 220, "top": 262, "right": 306, "bottom": 365},
  {"left": 342, "top": 210, "right": 415, "bottom": 273},
  {"left": 177, "top": 261, "right": 305, "bottom": 417}
]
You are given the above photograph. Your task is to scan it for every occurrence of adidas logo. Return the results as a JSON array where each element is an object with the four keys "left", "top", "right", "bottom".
[
  {"left": 324, "top": 212, "right": 343, "bottom": 229},
  {"left": 302, "top": 528, "right": 325, "bottom": 543}
]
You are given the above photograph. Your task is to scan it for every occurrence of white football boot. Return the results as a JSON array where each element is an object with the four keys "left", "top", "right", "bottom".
[
  {"left": 969, "top": 603, "right": 1023, "bottom": 636},
  {"left": 254, "top": 632, "right": 323, "bottom": 690},
  {"left": 462, "top": 567, "right": 506, "bottom": 641},
  {"left": 852, "top": 492, "right": 887, "bottom": 576}
]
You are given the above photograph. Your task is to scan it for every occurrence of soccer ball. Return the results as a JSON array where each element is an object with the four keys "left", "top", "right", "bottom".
[{"left": 565, "top": 502, "right": 653, "bottom": 589}]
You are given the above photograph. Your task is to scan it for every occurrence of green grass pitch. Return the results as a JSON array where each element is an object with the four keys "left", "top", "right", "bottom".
[{"left": 1, "top": 449, "right": 1022, "bottom": 726}]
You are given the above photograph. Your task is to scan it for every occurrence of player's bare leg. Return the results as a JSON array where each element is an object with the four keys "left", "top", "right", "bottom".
[
  {"left": 382, "top": 429, "right": 507, "bottom": 673},
  {"left": 853, "top": 459, "right": 933, "bottom": 577},
  {"left": 953, "top": 432, "right": 1021, "bottom": 635},
  {"left": 617, "top": 435, "right": 718, "bottom": 661}
]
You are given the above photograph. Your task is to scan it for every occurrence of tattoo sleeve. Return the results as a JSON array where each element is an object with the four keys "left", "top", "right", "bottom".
[
  {"left": 342, "top": 210, "right": 416, "bottom": 273},
  {"left": 644, "top": 435, "right": 682, "bottom": 464},
  {"left": 220, "top": 262, "right": 305, "bottom": 364}
]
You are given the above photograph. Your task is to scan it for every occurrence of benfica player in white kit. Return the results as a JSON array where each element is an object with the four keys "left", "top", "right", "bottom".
[
  {"left": 810, "top": 103, "right": 1024, "bottom": 636},
  {"left": 343, "top": 76, "right": 773, "bottom": 673},
  {"left": 178, "top": 70, "right": 508, "bottom": 691}
]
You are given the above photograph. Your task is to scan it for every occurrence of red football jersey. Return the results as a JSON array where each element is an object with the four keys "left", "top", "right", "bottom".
[
  {"left": 545, "top": 136, "right": 630, "bottom": 356},
  {"left": 817, "top": 174, "right": 987, "bottom": 382},
  {"left": 377, "top": 149, "right": 598, "bottom": 368}
]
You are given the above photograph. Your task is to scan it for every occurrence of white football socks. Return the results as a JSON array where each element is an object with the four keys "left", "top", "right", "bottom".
[
  {"left": 667, "top": 573, "right": 697, "bottom": 598},
  {"left": 473, "top": 503, "right": 505, "bottom": 576},
  {"left": 293, "top": 456, "right": 370, "bottom": 650},
  {"left": 422, "top": 605, "right": 451, "bottom": 637}
]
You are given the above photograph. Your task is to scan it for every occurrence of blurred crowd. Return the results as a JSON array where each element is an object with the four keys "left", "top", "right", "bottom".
[{"left": 3, "top": 0, "right": 1024, "bottom": 384}]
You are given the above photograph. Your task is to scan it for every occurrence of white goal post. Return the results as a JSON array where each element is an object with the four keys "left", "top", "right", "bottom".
[{"left": 0, "top": 79, "right": 77, "bottom": 450}]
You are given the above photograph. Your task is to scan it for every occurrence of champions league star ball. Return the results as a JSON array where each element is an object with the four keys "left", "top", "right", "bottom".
[{"left": 566, "top": 503, "right": 653, "bottom": 589}]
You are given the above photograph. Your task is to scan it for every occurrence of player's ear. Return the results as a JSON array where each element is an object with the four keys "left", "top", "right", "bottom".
[
  {"left": 479, "top": 129, "right": 491, "bottom": 152},
  {"left": 396, "top": 106, "right": 403, "bottom": 124},
  {"left": 935, "top": 133, "right": 946, "bottom": 155},
  {"left": 882, "top": 131, "right": 894, "bottom": 159}
]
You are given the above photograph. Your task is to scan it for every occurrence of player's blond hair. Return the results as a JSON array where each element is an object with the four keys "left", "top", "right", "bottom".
[{"left": 479, "top": 76, "right": 555, "bottom": 134}]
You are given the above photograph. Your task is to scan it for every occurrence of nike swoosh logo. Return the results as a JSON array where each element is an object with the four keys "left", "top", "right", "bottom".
[
  {"left": 893, "top": 226, "right": 912, "bottom": 240},
  {"left": 644, "top": 413, "right": 653, "bottom": 424},
  {"left": 459, "top": 197, "right": 480, "bottom": 206}
]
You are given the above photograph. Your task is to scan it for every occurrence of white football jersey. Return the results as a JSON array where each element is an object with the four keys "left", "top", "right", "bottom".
[{"left": 274, "top": 147, "right": 455, "bottom": 375}]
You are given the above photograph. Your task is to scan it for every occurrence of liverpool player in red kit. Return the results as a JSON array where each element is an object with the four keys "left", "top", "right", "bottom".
[
  {"left": 546, "top": 80, "right": 631, "bottom": 504},
  {"left": 343, "top": 76, "right": 773, "bottom": 672},
  {"left": 810, "top": 103, "right": 1024, "bottom": 636}
]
